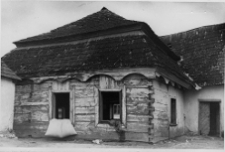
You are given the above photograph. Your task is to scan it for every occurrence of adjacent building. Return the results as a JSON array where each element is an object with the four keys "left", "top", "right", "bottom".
[
  {"left": 161, "top": 23, "right": 224, "bottom": 137},
  {"left": 1, "top": 61, "right": 20, "bottom": 132}
]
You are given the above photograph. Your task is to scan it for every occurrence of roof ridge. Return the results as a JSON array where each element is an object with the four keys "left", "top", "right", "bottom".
[
  {"left": 160, "top": 22, "right": 225, "bottom": 38},
  {"left": 50, "top": 7, "right": 130, "bottom": 33},
  {"left": 101, "top": 7, "right": 108, "bottom": 11},
  {"left": 14, "top": 7, "right": 138, "bottom": 45}
]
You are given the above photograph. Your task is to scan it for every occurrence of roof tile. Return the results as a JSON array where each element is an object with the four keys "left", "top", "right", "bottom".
[
  {"left": 3, "top": 35, "right": 190, "bottom": 85},
  {"left": 15, "top": 8, "right": 138, "bottom": 44},
  {"left": 160, "top": 23, "right": 225, "bottom": 87},
  {"left": 1, "top": 61, "right": 20, "bottom": 80}
]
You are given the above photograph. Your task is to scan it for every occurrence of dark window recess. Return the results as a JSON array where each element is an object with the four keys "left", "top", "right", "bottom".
[
  {"left": 170, "top": 98, "right": 176, "bottom": 125},
  {"left": 54, "top": 93, "right": 70, "bottom": 119},
  {"left": 99, "top": 91, "right": 122, "bottom": 122}
]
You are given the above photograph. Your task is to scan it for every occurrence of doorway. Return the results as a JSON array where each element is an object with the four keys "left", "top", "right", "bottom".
[
  {"left": 53, "top": 93, "right": 70, "bottom": 119},
  {"left": 199, "top": 101, "right": 220, "bottom": 136}
]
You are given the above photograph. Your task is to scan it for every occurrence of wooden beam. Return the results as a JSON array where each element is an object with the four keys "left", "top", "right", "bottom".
[
  {"left": 156, "top": 67, "right": 193, "bottom": 89},
  {"left": 122, "top": 85, "right": 127, "bottom": 126},
  {"left": 70, "top": 88, "right": 74, "bottom": 125},
  {"left": 48, "top": 86, "right": 52, "bottom": 120},
  {"left": 15, "top": 102, "right": 49, "bottom": 106},
  {"left": 94, "top": 87, "right": 99, "bottom": 126},
  {"left": 30, "top": 68, "right": 156, "bottom": 83}
]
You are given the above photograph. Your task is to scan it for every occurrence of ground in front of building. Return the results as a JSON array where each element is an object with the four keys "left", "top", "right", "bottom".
[{"left": 0, "top": 134, "right": 223, "bottom": 149}]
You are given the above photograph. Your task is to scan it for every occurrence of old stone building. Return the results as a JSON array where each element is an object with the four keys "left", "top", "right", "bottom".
[{"left": 1, "top": 8, "right": 224, "bottom": 142}]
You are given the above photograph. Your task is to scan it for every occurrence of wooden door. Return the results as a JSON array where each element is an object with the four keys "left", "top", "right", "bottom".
[
  {"left": 199, "top": 102, "right": 210, "bottom": 135},
  {"left": 209, "top": 103, "right": 220, "bottom": 136}
]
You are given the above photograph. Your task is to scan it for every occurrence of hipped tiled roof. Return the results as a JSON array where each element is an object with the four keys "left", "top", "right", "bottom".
[
  {"left": 2, "top": 34, "right": 190, "bottom": 85},
  {"left": 160, "top": 23, "right": 225, "bottom": 87},
  {"left": 1, "top": 61, "right": 20, "bottom": 80},
  {"left": 2, "top": 7, "right": 193, "bottom": 88},
  {"left": 14, "top": 7, "right": 138, "bottom": 44}
]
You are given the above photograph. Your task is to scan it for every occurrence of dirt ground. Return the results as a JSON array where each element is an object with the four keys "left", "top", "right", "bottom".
[{"left": 0, "top": 134, "right": 224, "bottom": 150}]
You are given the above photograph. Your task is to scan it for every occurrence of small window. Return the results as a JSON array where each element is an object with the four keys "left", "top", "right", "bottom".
[
  {"left": 99, "top": 91, "right": 122, "bottom": 122},
  {"left": 170, "top": 98, "right": 177, "bottom": 125},
  {"left": 53, "top": 93, "right": 70, "bottom": 119}
]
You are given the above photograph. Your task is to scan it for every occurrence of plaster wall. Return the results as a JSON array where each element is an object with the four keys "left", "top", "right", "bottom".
[
  {"left": 0, "top": 77, "right": 16, "bottom": 131},
  {"left": 152, "top": 80, "right": 185, "bottom": 142},
  {"left": 184, "top": 85, "right": 224, "bottom": 134}
]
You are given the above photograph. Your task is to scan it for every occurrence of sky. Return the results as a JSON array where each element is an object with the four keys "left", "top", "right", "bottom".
[{"left": 1, "top": 1, "right": 225, "bottom": 57}]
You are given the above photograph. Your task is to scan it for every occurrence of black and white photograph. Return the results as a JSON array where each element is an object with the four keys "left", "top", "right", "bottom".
[{"left": 1, "top": 0, "right": 224, "bottom": 151}]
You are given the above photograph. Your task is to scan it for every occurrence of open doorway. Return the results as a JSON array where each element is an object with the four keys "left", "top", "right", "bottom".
[
  {"left": 53, "top": 93, "right": 70, "bottom": 119},
  {"left": 99, "top": 91, "right": 122, "bottom": 122},
  {"left": 199, "top": 101, "right": 220, "bottom": 136}
]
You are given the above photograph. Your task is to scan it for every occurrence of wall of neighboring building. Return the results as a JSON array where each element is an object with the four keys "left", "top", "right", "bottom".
[
  {"left": 184, "top": 85, "right": 224, "bottom": 135},
  {"left": 13, "top": 74, "right": 155, "bottom": 142},
  {"left": 0, "top": 77, "right": 16, "bottom": 132},
  {"left": 152, "top": 79, "right": 186, "bottom": 143}
]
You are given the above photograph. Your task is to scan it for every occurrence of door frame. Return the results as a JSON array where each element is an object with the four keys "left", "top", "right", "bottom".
[{"left": 198, "top": 99, "right": 221, "bottom": 136}]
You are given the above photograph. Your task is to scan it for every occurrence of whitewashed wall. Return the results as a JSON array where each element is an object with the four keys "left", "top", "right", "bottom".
[
  {"left": 0, "top": 77, "right": 16, "bottom": 131},
  {"left": 184, "top": 85, "right": 224, "bottom": 135}
]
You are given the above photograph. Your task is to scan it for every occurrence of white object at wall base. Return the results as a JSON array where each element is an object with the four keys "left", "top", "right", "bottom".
[{"left": 45, "top": 119, "right": 77, "bottom": 138}]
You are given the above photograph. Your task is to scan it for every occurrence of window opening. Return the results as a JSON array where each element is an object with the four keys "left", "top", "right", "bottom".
[
  {"left": 170, "top": 98, "right": 176, "bottom": 125},
  {"left": 99, "top": 91, "right": 121, "bottom": 122},
  {"left": 53, "top": 93, "right": 70, "bottom": 119}
]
